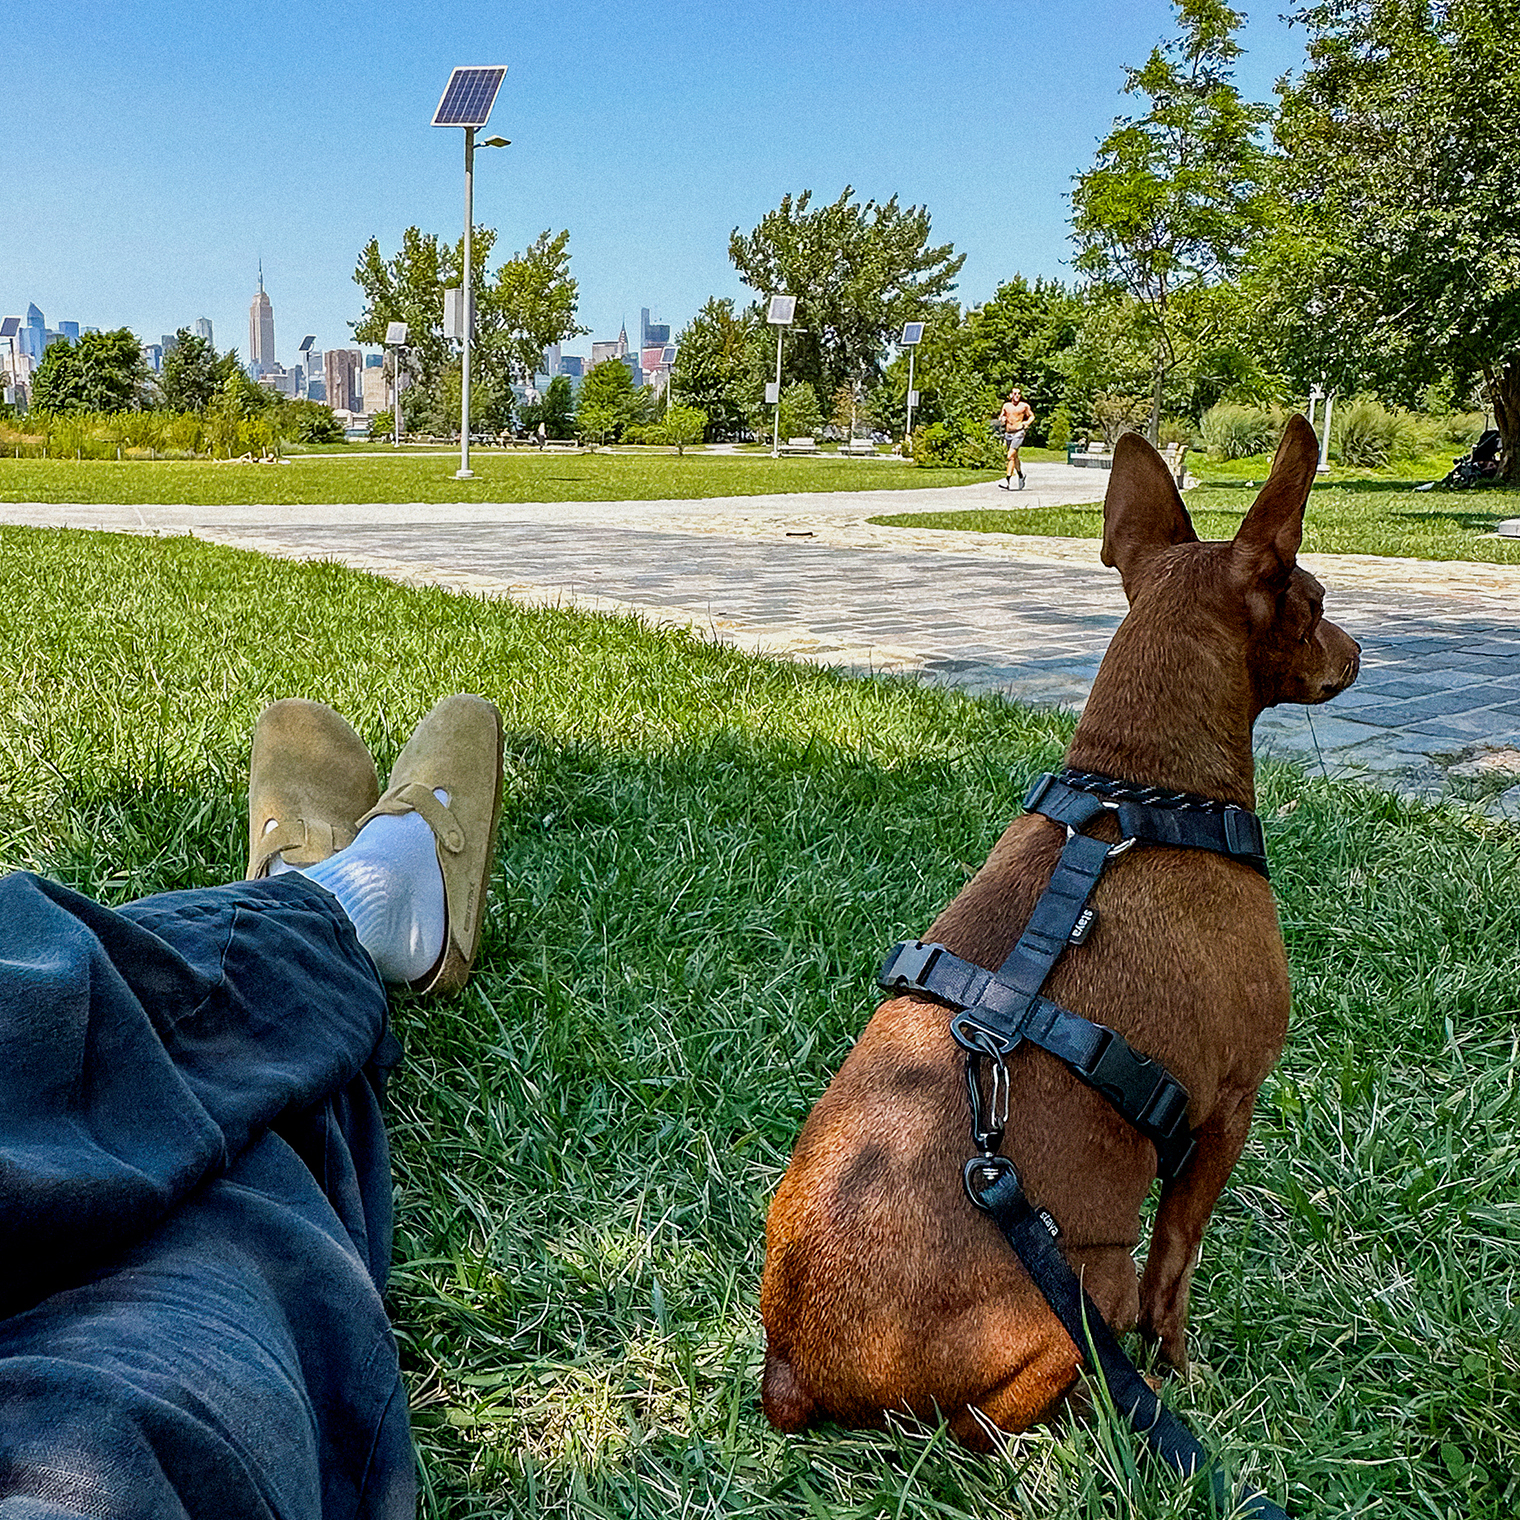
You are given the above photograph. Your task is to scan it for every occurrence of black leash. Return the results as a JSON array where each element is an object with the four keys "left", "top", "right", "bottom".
[{"left": 879, "top": 769, "right": 1288, "bottom": 1519}]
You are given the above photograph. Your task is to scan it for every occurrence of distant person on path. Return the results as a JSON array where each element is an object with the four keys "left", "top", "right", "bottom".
[{"left": 999, "top": 388, "right": 1035, "bottom": 490}]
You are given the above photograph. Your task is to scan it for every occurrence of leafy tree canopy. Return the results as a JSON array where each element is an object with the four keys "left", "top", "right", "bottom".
[
  {"left": 1070, "top": 0, "right": 1272, "bottom": 437},
  {"left": 576, "top": 359, "right": 649, "bottom": 442},
  {"left": 728, "top": 187, "right": 965, "bottom": 402},
  {"left": 159, "top": 329, "right": 240, "bottom": 413},
  {"left": 672, "top": 297, "right": 763, "bottom": 440},
  {"left": 353, "top": 225, "right": 586, "bottom": 430},
  {"left": 1260, "top": 0, "right": 1520, "bottom": 477},
  {"left": 31, "top": 329, "right": 149, "bottom": 414}
]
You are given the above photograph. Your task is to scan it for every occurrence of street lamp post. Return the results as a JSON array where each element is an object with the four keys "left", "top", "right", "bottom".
[
  {"left": 385, "top": 321, "right": 409, "bottom": 449},
  {"left": 899, "top": 321, "right": 924, "bottom": 455},
  {"left": 432, "top": 66, "right": 509, "bottom": 481},
  {"left": 766, "top": 295, "right": 796, "bottom": 458}
]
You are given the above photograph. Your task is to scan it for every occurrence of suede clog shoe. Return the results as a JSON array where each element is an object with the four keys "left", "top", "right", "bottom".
[
  {"left": 355, "top": 694, "right": 505, "bottom": 997},
  {"left": 246, "top": 700, "right": 380, "bottom": 879}
]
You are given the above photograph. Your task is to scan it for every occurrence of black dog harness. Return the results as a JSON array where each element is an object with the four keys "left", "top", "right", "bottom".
[{"left": 877, "top": 768, "right": 1289, "bottom": 1520}]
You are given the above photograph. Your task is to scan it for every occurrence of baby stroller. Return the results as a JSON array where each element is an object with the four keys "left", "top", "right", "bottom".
[{"left": 1439, "top": 428, "right": 1502, "bottom": 489}]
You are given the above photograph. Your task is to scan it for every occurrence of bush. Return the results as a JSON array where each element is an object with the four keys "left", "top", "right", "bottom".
[
  {"left": 1200, "top": 403, "right": 1285, "bottom": 459},
  {"left": 1045, "top": 405, "right": 1072, "bottom": 451},
  {"left": 776, "top": 382, "right": 824, "bottom": 443},
  {"left": 368, "top": 410, "right": 395, "bottom": 441},
  {"left": 911, "top": 417, "right": 1006, "bottom": 469},
  {"left": 1333, "top": 396, "right": 1399, "bottom": 466}
]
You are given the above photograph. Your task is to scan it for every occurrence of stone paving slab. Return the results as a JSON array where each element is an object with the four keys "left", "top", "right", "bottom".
[{"left": 2, "top": 464, "right": 1518, "bottom": 814}]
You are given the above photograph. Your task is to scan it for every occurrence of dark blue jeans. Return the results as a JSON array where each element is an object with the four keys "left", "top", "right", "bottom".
[{"left": 0, "top": 871, "right": 415, "bottom": 1519}]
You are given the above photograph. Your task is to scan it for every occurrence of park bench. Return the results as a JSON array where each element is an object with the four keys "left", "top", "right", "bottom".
[
  {"left": 838, "top": 438, "right": 879, "bottom": 456},
  {"left": 1066, "top": 441, "right": 1113, "bottom": 469},
  {"left": 779, "top": 436, "right": 820, "bottom": 455}
]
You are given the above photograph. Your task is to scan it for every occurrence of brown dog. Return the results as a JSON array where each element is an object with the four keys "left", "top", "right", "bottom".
[{"left": 760, "top": 417, "right": 1360, "bottom": 1447}]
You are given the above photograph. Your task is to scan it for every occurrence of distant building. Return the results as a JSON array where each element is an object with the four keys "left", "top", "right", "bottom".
[
  {"left": 59, "top": 321, "right": 79, "bottom": 345},
  {"left": 557, "top": 354, "right": 584, "bottom": 381},
  {"left": 248, "top": 264, "right": 276, "bottom": 377},
  {"left": 141, "top": 343, "right": 163, "bottom": 372},
  {"left": 361, "top": 354, "right": 388, "bottom": 414},
  {"left": 258, "top": 364, "right": 298, "bottom": 398},
  {"left": 640, "top": 308, "right": 669, "bottom": 347},
  {"left": 590, "top": 322, "right": 631, "bottom": 369},
  {"left": 161, "top": 333, "right": 179, "bottom": 355},
  {"left": 20, "top": 304, "right": 46, "bottom": 362},
  {"left": 195, "top": 317, "right": 214, "bottom": 347},
  {"left": 542, "top": 342, "right": 561, "bottom": 377},
  {"left": 323, "top": 348, "right": 362, "bottom": 413},
  {"left": 307, "top": 377, "right": 326, "bottom": 403}
]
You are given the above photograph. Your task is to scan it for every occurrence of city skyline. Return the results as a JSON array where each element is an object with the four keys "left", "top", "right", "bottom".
[{"left": 3, "top": 1, "right": 1311, "bottom": 381}]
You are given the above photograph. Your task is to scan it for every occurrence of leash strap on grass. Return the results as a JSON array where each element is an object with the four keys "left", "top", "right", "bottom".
[{"left": 966, "top": 1156, "right": 1290, "bottom": 1520}]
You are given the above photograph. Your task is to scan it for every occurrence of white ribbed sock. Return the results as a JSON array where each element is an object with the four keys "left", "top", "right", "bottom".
[{"left": 270, "top": 793, "right": 447, "bottom": 983}]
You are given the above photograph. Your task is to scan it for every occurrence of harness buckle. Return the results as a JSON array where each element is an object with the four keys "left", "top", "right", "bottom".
[
  {"left": 878, "top": 940, "right": 944, "bottom": 994},
  {"left": 950, "top": 1010, "right": 1021, "bottom": 1058},
  {"left": 963, "top": 1153, "right": 1018, "bottom": 1212},
  {"left": 1022, "top": 772, "right": 1055, "bottom": 813},
  {"left": 1222, "top": 807, "right": 1267, "bottom": 862}
]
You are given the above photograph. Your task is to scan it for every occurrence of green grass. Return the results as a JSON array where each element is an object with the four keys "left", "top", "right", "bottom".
[
  {"left": 2, "top": 525, "right": 1518, "bottom": 1517},
  {"left": 869, "top": 458, "right": 1520, "bottom": 563},
  {"left": 0, "top": 451, "right": 996, "bottom": 506}
]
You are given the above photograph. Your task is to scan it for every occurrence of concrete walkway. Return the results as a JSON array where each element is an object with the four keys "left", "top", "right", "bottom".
[{"left": 5, "top": 457, "right": 1518, "bottom": 815}]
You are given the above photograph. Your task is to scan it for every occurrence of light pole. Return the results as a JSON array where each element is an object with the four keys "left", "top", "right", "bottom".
[
  {"left": 433, "top": 66, "right": 509, "bottom": 480},
  {"left": 385, "top": 321, "right": 408, "bottom": 449},
  {"left": 766, "top": 295, "right": 796, "bottom": 457},
  {"left": 899, "top": 321, "right": 924, "bottom": 455}
]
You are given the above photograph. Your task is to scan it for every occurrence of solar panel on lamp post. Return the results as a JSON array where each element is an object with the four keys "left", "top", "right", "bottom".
[
  {"left": 433, "top": 66, "right": 509, "bottom": 479},
  {"left": 766, "top": 295, "right": 796, "bottom": 458},
  {"left": 899, "top": 321, "right": 924, "bottom": 456}
]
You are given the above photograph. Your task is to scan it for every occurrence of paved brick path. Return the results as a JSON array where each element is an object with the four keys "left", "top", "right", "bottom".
[{"left": 5, "top": 459, "right": 1518, "bottom": 814}]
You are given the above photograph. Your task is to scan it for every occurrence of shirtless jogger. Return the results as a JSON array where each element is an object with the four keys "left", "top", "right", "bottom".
[{"left": 999, "top": 388, "right": 1034, "bottom": 490}]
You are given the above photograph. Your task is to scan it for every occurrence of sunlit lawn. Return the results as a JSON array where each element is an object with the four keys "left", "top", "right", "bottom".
[
  {"left": 870, "top": 453, "right": 1520, "bottom": 563},
  {"left": 3, "top": 523, "right": 1517, "bottom": 1517},
  {"left": 0, "top": 450, "right": 997, "bottom": 506}
]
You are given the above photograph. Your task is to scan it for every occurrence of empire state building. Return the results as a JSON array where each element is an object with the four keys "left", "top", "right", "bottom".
[{"left": 249, "top": 265, "right": 275, "bottom": 377}]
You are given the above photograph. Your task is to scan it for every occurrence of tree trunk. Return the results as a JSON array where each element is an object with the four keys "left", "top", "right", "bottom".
[
  {"left": 1486, "top": 360, "right": 1520, "bottom": 485},
  {"left": 1147, "top": 356, "right": 1166, "bottom": 446}
]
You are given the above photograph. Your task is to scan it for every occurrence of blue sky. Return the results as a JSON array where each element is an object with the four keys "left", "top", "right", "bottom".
[{"left": 4, "top": 1, "right": 1307, "bottom": 369}]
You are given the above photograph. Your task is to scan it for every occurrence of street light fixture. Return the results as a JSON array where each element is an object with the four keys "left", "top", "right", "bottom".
[
  {"left": 766, "top": 295, "right": 796, "bottom": 458},
  {"left": 385, "top": 321, "right": 409, "bottom": 449},
  {"left": 899, "top": 321, "right": 924, "bottom": 454},
  {"left": 433, "top": 65, "right": 509, "bottom": 480}
]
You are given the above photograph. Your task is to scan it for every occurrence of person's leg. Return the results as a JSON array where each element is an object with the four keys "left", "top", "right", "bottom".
[{"left": 0, "top": 869, "right": 410, "bottom": 1520}]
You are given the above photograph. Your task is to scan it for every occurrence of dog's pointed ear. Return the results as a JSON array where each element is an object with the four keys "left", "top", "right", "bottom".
[
  {"left": 1233, "top": 415, "right": 1317, "bottom": 585},
  {"left": 1101, "top": 431, "right": 1198, "bottom": 596}
]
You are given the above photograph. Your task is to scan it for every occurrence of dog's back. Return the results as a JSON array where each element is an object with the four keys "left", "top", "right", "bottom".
[{"left": 761, "top": 420, "right": 1360, "bottom": 1445}]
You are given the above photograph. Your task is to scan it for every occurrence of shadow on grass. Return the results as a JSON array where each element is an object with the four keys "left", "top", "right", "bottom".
[{"left": 17, "top": 724, "right": 1520, "bottom": 1519}]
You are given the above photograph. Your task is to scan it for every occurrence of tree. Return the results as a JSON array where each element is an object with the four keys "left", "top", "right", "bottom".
[
  {"left": 480, "top": 229, "right": 588, "bottom": 386},
  {"left": 728, "top": 187, "right": 965, "bottom": 403},
  {"left": 31, "top": 329, "right": 149, "bottom": 413},
  {"left": 648, "top": 405, "right": 708, "bottom": 455},
  {"left": 1260, "top": 0, "right": 1520, "bottom": 480},
  {"left": 352, "top": 224, "right": 585, "bottom": 432},
  {"left": 159, "top": 329, "right": 239, "bottom": 412},
  {"left": 672, "top": 297, "right": 762, "bottom": 439},
  {"left": 1070, "top": 0, "right": 1271, "bottom": 441},
  {"left": 540, "top": 375, "right": 576, "bottom": 439},
  {"left": 576, "top": 359, "right": 649, "bottom": 443}
]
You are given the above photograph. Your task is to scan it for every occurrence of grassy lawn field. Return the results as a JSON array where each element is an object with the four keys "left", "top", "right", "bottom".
[
  {"left": 870, "top": 454, "right": 1520, "bottom": 563},
  {"left": 0, "top": 450, "right": 996, "bottom": 506},
  {"left": 3, "top": 525, "right": 1518, "bottom": 1517}
]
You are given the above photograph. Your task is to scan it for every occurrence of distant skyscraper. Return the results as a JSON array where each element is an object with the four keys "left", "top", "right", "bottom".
[
  {"left": 640, "top": 308, "right": 669, "bottom": 347},
  {"left": 195, "top": 317, "right": 214, "bottom": 347},
  {"left": 249, "top": 264, "right": 275, "bottom": 376},
  {"left": 21, "top": 304, "right": 45, "bottom": 361},
  {"left": 161, "top": 333, "right": 180, "bottom": 355},
  {"left": 59, "top": 321, "right": 79, "bottom": 345},
  {"left": 323, "top": 348, "right": 362, "bottom": 413}
]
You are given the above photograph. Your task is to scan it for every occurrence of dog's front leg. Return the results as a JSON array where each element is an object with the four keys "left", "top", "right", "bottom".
[{"left": 1137, "top": 1085, "right": 1259, "bottom": 1373}]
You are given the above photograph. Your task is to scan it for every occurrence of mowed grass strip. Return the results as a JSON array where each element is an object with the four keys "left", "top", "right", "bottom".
[
  {"left": 0, "top": 451, "right": 997, "bottom": 506},
  {"left": 869, "top": 472, "right": 1520, "bottom": 564},
  {"left": 2, "top": 524, "right": 1517, "bottom": 1518}
]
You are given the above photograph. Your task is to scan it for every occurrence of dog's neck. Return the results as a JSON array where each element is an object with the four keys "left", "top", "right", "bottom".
[{"left": 1063, "top": 599, "right": 1259, "bottom": 812}]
